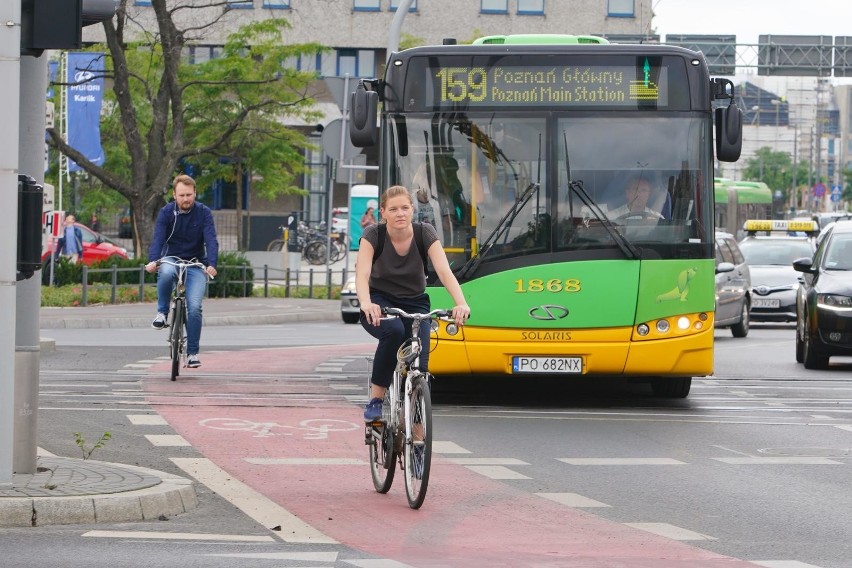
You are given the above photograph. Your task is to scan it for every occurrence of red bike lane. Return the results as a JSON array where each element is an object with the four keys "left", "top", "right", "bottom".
[{"left": 143, "top": 346, "right": 764, "bottom": 568}]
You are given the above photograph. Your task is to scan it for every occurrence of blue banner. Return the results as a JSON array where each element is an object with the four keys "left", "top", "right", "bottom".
[{"left": 66, "top": 52, "right": 105, "bottom": 172}]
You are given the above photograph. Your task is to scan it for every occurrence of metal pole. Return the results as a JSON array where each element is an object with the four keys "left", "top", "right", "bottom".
[
  {"left": 14, "top": 51, "right": 48, "bottom": 475},
  {"left": 387, "top": 0, "right": 413, "bottom": 61},
  {"left": 792, "top": 126, "right": 798, "bottom": 213},
  {"left": 1, "top": 0, "right": 23, "bottom": 487}
]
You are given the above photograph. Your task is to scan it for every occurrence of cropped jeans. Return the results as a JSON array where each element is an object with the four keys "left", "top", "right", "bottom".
[
  {"left": 156, "top": 256, "right": 207, "bottom": 356},
  {"left": 360, "top": 291, "right": 431, "bottom": 389}
]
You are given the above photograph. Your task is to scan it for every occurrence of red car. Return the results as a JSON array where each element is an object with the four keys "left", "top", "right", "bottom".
[{"left": 42, "top": 222, "right": 130, "bottom": 265}]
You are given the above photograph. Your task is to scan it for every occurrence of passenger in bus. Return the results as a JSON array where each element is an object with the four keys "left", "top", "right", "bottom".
[{"left": 608, "top": 174, "right": 665, "bottom": 223}]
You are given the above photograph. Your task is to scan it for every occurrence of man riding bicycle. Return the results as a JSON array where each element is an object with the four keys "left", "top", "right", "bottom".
[{"left": 145, "top": 174, "right": 219, "bottom": 368}]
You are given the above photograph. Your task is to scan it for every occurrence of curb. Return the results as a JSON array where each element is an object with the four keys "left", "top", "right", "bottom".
[{"left": 0, "top": 460, "right": 197, "bottom": 528}]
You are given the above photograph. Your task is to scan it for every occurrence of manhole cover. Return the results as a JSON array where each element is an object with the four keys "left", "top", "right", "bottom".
[{"left": 758, "top": 447, "right": 852, "bottom": 457}]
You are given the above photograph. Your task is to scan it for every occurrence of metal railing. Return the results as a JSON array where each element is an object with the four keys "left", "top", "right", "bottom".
[{"left": 74, "top": 264, "right": 351, "bottom": 307}]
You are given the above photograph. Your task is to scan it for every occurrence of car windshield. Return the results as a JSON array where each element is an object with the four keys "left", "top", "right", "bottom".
[{"left": 739, "top": 239, "right": 813, "bottom": 265}]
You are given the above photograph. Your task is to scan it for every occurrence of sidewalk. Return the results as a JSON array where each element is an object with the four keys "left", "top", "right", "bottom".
[{"left": 1, "top": 296, "right": 343, "bottom": 527}]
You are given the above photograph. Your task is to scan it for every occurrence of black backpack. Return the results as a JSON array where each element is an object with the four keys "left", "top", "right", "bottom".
[{"left": 372, "top": 222, "right": 429, "bottom": 275}]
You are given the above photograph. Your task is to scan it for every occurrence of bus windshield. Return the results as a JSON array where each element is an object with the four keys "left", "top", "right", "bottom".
[{"left": 384, "top": 112, "right": 711, "bottom": 269}]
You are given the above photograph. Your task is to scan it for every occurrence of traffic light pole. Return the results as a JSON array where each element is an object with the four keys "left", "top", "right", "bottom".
[
  {"left": 0, "top": 1, "right": 23, "bottom": 488},
  {"left": 15, "top": 53, "right": 48, "bottom": 475}
]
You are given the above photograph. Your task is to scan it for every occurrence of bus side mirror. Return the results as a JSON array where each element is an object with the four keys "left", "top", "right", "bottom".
[
  {"left": 715, "top": 103, "right": 742, "bottom": 162},
  {"left": 350, "top": 82, "right": 378, "bottom": 148}
]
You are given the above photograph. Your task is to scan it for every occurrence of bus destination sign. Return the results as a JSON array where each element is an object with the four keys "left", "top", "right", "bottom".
[{"left": 432, "top": 61, "right": 668, "bottom": 108}]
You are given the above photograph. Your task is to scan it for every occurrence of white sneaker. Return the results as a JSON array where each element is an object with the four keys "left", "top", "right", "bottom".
[
  {"left": 186, "top": 354, "right": 201, "bottom": 368},
  {"left": 152, "top": 313, "right": 167, "bottom": 329}
]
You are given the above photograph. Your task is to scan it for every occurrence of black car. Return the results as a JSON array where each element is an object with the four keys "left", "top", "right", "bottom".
[{"left": 794, "top": 219, "right": 852, "bottom": 369}]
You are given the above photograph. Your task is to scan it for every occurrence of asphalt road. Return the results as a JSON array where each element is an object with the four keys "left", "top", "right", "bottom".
[{"left": 4, "top": 322, "right": 852, "bottom": 567}]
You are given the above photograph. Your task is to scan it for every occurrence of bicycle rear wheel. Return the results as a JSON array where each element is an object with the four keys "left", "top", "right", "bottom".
[
  {"left": 266, "top": 239, "right": 285, "bottom": 252},
  {"left": 404, "top": 373, "right": 433, "bottom": 509},
  {"left": 169, "top": 298, "right": 184, "bottom": 381},
  {"left": 368, "top": 390, "right": 397, "bottom": 493},
  {"left": 303, "top": 241, "right": 327, "bottom": 265}
]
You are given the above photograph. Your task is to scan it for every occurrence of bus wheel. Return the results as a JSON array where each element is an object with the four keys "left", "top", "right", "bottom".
[{"left": 651, "top": 377, "right": 691, "bottom": 398}]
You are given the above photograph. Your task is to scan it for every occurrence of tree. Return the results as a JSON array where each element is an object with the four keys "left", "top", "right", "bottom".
[
  {"left": 742, "top": 146, "right": 807, "bottom": 205},
  {"left": 47, "top": 1, "right": 325, "bottom": 257}
]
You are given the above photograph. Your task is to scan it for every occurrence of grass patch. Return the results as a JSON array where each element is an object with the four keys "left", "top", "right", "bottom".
[{"left": 42, "top": 284, "right": 158, "bottom": 307}]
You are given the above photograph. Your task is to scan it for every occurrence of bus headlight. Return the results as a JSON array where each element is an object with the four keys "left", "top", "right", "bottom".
[
  {"left": 656, "top": 319, "right": 670, "bottom": 333},
  {"left": 677, "top": 316, "right": 690, "bottom": 330},
  {"left": 637, "top": 323, "right": 650, "bottom": 336}
]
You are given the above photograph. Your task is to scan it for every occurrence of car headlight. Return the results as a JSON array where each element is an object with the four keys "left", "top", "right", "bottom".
[
  {"left": 342, "top": 280, "right": 357, "bottom": 294},
  {"left": 817, "top": 294, "right": 852, "bottom": 309}
]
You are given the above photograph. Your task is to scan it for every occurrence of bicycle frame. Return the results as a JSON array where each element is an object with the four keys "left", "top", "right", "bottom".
[
  {"left": 366, "top": 307, "right": 455, "bottom": 508},
  {"left": 157, "top": 257, "right": 209, "bottom": 380}
]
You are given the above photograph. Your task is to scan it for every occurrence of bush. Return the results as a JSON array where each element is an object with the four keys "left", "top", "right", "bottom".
[
  {"left": 208, "top": 251, "right": 254, "bottom": 298},
  {"left": 42, "top": 256, "right": 153, "bottom": 287}
]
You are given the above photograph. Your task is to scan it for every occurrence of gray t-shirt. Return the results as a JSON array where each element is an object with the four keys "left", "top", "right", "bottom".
[{"left": 361, "top": 222, "right": 438, "bottom": 298}]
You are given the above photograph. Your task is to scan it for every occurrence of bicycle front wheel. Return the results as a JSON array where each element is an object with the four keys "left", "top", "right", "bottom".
[
  {"left": 368, "top": 390, "right": 397, "bottom": 493},
  {"left": 169, "top": 298, "right": 184, "bottom": 381},
  {"left": 303, "top": 241, "right": 327, "bottom": 265},
  {"left": 404, "top": 373, "right": 433, "bottom": 509}
]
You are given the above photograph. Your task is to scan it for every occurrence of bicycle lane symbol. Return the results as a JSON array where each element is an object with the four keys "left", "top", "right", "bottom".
[{"left": 198, "top": 417, "right": 359, "bottom": 440}]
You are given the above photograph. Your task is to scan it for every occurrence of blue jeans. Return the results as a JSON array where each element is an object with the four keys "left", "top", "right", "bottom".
[
  {"left": 360, "top": 292, "right": 431, "bottom": 389},
  {"left": 157, "top": 257, "right": 207, "bottom": 356}
]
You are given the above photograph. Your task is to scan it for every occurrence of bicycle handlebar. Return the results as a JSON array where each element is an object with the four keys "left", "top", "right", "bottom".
[
  {"left": 155, "top": 257, "right": 215, "bottom": 279},
  {"left": 380, "top": 307, "right": 453, "bottom": 320}
]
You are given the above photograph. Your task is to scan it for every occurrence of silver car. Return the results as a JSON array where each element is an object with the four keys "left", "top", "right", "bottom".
[
  {"left": 715, "top": 231, "right": 751, "bottom": 337},
  {"left": 340, "top": 275, "right": 360, "bottom": 323},
  {"left": 738, "top": 235, "right": 815, "bottom": 322}
]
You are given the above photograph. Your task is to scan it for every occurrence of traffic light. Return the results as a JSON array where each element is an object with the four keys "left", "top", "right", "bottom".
[
  {"left": 20, "top": 0, "right": 117, "bottom": 57},
  {"left": 17, "top": 175, "right": 43, "bottom": 281}
]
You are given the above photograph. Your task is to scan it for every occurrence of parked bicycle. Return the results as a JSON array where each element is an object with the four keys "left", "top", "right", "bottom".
[
  {"left": 266, "top": 221, "right": 348, "bottom": 265},
  {"left": 365, "top": 306, "right": 459, "bottom": 509},
  {"left": 157, "top": 258, "right": 212, "bottom": 381}
]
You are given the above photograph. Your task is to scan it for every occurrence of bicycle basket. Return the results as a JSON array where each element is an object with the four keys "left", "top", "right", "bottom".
[{"left": 397, "top": 338, "right": 421, "bottom": 364}]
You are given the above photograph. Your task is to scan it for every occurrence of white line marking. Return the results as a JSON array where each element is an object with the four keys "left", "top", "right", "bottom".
[
  {"left": 171, "top": 457, "right": 336, "bottom": 544},
  {"left": 624, "top": 523, "right": 717, "bottom": 541},
  {"left": 811, "top": 415, "right": 835, "bottom": 420},
  {"left": 712, "top": 457, "right": 842, "bottom": 465},
  {"left": 145, "top": 434, "right": 190, "bottom": 447},
  {"left": 465, "top": 465, "right": 530, "bottom": 479},
  {"left": 834, "top": 425, "right": 852, "bottom": 432},
  {"left": 712, "top": 445, "right": 756, "bottom": 457},
  {"left": 245, "top": 458, "right": 365, "bottom": 465},
  {"left": 345, "top": 559, "right": 417, "bottom": 567},
  {"left": 751, "top": 562, "right": 826, "bottom": 568},
  {"left": 207, "top": 552, "right": 338, "bottom": 561},
  {"left": 124, "top": 364, "right": 153, "bottom": 368},
  {"left": 557, "top": 458, "right": 686, "bottom": 465},
  {"left": 432, "top": 441, "right": 471, "bottom": 454},
  {"left": 446, "top": 457, "right": 528, "bottom": 465},
  {"left": 128, "top": 414, "right": 168, "bottom": 426},
  {"left": 536, "top": 492, "right": 610, "bottom": 508},
  {"left": 328, "top": 384, "right": 362, "bottom": 390},
  {"left": 82, "top": 530, "right": 274, "bottom": 542}
]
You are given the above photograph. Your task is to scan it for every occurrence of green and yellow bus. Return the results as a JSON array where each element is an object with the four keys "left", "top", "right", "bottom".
[
  {"left": 715, "top": 178, "right": 773, "bottom": 237},
  {"left": 350, "top": 34, "right": 742, "bottom": 397}
]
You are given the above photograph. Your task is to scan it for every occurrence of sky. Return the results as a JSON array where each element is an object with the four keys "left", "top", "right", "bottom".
[{"left": 651, "top": 0, "right": 850, "bottom": 44}]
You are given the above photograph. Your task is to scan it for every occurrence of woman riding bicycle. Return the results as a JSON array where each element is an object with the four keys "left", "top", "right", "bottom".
[{"left": 356, "top": 185, "right": 470, "bottom": 421}]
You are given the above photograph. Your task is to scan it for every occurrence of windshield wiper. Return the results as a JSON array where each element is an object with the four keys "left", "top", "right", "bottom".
[
  {"left": 458, "top": 135, "right": 542, "bottom": 279},
  {"left": 563, "top": 132, "right": 639, "bottom": 260}
]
